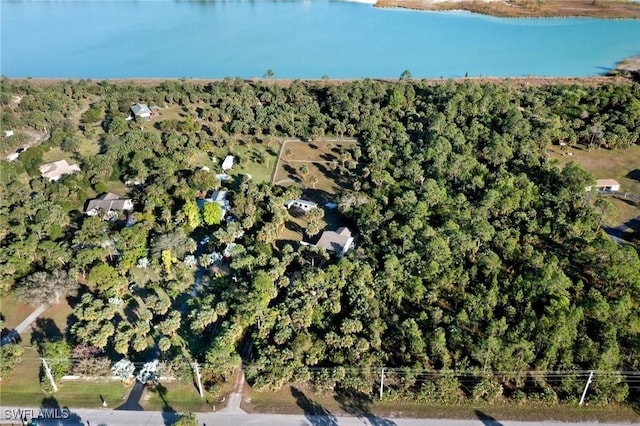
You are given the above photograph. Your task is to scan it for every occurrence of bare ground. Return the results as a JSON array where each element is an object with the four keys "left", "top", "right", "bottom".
[{"left": 374, "top": 0, "right": 640, "bottom": 18}]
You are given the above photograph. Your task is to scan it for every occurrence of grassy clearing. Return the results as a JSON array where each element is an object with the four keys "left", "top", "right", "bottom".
[
  {"left": 104, "top": 180, "right": 128, "bottom": 196},
  {"left": 223, "top": 141, "right": 280, "bottom": 184},
  {"left": 242, "top": 383, "right": 640, "bottom": 423},
  {"left": 41, "top": 147, "right": 75, "bottom": 164},
  {"left": 549, "top": 144, "right": 640, "bottom": 225},
  {"left": 77, "top": 136, "right": 100, "bottom": 158},
  {"left": 274, "top": 139, "right": 359, "bottom": 194},
  {"left": 0, "top": 294, "right": 36, "bottom": 329}
]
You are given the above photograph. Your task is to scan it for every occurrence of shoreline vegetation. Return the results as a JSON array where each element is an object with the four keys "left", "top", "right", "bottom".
[
  {"left": 10, "top": 73, "right": 638, "bottom": 88},
  {"left": 374, "top": 0, "right": 640, "bottom": 19}
]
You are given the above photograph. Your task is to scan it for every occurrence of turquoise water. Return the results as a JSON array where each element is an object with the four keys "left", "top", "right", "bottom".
[{"left": 1, "top": 0, "right": 638, "bottom": 78}]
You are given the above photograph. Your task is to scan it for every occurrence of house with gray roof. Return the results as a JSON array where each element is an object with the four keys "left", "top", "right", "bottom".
[
  {"left": 131, "top": 103, "right": 151, "bottom": 120},
  {"left": 85, "top": 193, "right": 134, "bottom": 217},
  {"left": 315, "top": 227, "right": 354, "bottom": 257},
  {"left": 196, "top": 190, "right": 230, "bottom": 218}
]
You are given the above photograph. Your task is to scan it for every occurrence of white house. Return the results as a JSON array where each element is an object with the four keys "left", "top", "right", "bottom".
[
  {"left": 586, "top": 179, "right": 621, "bottom": 192},
  {"left": 315, "top": 227, "right": 354, "bottom": 257},
  {"left": 40, "top": 160, "right": 81, "bottom": 182},
  {"left": 85, "top": 193, "right": 134, "bottom": 216},
  {"left": 4, "top": 130, "right": 14, "bottom": 137},
  {"left": 131, "top": 103, "right": 151, "bottom": 121},
  {"left": 221, "top": 155, "right": 235, "bottom": 171},
  {"left": 196, "top": 190, "right": 230, "bottom": 218},
  {"left": 285, "top": 199, "right": 318, "bottom": 212}
]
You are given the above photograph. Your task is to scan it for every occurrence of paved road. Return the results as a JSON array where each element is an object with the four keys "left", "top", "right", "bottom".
[
  {"left": 2, "top": 407, "right": 637, "bottom": 426},
  {"left": 0, "top": 304, "right": 47, "bottom": 347}
]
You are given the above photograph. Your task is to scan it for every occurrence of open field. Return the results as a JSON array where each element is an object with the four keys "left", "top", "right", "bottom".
[
  {"left": 375, "top": 0, "right": 640, "bottom": 18},
  {"left": 242, "top": 382, "right": 640, "bottom": 423},
  {"left": 549, "top": 144, "right": 640, "bottom": 225},
  {"left": 273, "top": 139, "right": 359, "bottom": 195},
  {"left": 217, "top": 140, "right": 280, "bottom": 184}
]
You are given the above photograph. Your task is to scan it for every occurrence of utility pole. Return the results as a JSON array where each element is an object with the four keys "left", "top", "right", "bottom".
[
  {"left": 579, "top": 371, "right": 594, "bottom": 406},
  {"left": 193, "top": 362, "right": 204, "bottom": 398},
  {"left": 41, "top": 358, "right": 58, "bottom": 392},
  {"left": 379, "top": 367, "right": 386, "bottom": 400}
]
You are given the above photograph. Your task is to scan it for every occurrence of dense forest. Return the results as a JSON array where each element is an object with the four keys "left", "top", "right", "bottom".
[{"left": 1, "top": 76, "right": 639, "bottom": 405}]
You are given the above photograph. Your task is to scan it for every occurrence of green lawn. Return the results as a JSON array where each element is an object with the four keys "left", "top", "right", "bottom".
[
  {"left": 141, "top": 381, "right": 224, "bottom": 412},
  {"left": 41, "top": 147, "right": 75, "bottom": 164},
  {"left": 216, "top": 141, "right": 280, "bottom": 184},
  {"left": 77, "top": 135, "right": 100, "bottom": 158},
  {"left": 550, "top": 144, "right": 640, "bottom": 225}
]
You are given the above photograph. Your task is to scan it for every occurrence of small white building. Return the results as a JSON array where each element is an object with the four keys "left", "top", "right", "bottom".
[
  {"left": 586, "top": 179, "right": 621, "bottom": 192},
  {"left": 221, "top": 155, "right": 235, "bottom": 171},
  {"left": 40, "top": 160, "right": 81, "bottom": 182},
  {"left": 131, "top": 103, "right": 151, "bottom": 121},
  {"left": 285, "top": 199, "right": 318, "bottom": 212},
  {"left": 4, "top": 130, "right": 14, "bottom": 137}
]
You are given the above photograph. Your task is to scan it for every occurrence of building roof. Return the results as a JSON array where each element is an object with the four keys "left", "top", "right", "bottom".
[
  {"left": 131, "top": 103, "right": 151, "bottom": 117},
  {"left": 221, "top": 155, "right": 235, "bottom": 171},
  {"left": 316, "top": 227, "right": 354, "bottom": 256},
  {"left": 39, "top": 160, "right": 81, "bottom": 181},
  {"left": 85, "top": 193, "right": 133, "bottom": 215},
  {"left": 595, "top": 179, "right": 620, "bottom": 187},
  {"left": 286, "top": 199, "right": 318, "bottom": 210},
  {"left": 196, "top": 190, "right": 229, "bottom": 217}
]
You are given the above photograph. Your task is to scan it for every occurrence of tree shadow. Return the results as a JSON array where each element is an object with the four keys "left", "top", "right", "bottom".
[
  {"left": 474, "top": 409, "right": 504, "bottom": 426},
  {"left": 39, "top": 396, "right": 84, "bottom": 425},
  {"left": 627, "top": 169, "right": 640, "bottom": 183},
  {"left": 334, "top": 388, "right": 396, "bottom": 426},
  {"left": 30, "top": 317, "right": 63, "bottom": 347},
  {"left": 290, "top": 386, "right": 338, "bottom": 426}
]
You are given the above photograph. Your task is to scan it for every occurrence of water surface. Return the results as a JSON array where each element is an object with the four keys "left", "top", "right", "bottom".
[{"left": 1, "top": 0, "right": 639, "bottom": 78}]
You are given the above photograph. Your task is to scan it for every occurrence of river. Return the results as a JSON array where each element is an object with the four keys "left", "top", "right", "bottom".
[{"left": 1, "top": 0, "right": 638, "bottom": 79}]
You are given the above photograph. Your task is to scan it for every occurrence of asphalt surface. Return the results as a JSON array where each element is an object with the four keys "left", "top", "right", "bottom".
[{"left": 0, "top": 407, "right": 638, "bottom": 426}]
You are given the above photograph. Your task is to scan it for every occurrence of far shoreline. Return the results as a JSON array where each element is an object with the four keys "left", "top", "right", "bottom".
[
  {"left": 5, "top": 74, "right": 637, "bottom": 88},
  {"left": 373, "top": 0, "right": 640, "bottom": 19}
]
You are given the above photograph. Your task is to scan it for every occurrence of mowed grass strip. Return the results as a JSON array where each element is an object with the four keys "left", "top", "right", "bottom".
[
  {"left": 242, "top": 383, "right": 640, "bottom": 423},
  {"left": 141, "top": 381, "right": 226, "bottom": 412}
]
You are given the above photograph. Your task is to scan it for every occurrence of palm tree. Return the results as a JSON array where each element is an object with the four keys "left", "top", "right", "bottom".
[{"left": 309, "top": 175, "right": 319, "bottom": 189}]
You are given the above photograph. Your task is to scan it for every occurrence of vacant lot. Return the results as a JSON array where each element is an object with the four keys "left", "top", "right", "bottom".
[{"left": 273, "top": 139, "right": 359, "bottom": 194}]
